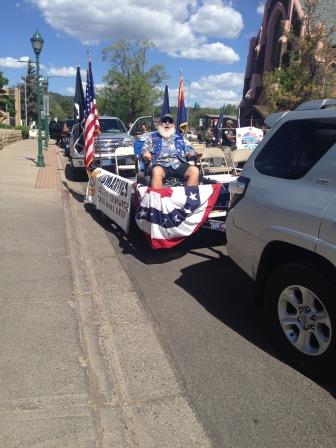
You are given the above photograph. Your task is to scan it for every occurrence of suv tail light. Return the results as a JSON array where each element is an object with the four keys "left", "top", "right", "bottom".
[{"left": 228, "top": 176, "right": 250, "bottom": 209}]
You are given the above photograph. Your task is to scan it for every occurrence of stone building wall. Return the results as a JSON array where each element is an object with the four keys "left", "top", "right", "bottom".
[{"left": 0, "top": 129, "right": 22, "bottom": 150}]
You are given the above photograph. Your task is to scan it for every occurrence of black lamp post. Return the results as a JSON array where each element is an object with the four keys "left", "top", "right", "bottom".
[{"left": 31, "top": 30, "right": 45, "bottom": 167}]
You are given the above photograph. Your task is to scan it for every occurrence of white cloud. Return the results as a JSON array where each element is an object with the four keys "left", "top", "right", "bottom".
[
  {"left": 189, "top": 72, "right": 244, "bottom": 107},
  {"left": 177, "top": 42, "right": 239, "bottom": 64},
  {"left": 27, "top": 0, "right": 241, "bottom": 64},
  {"left": 169, "top": 72, "right": 244, "bottom": 108},
  {"left": 257, "top": 2, "right": 265, "bottom": 15},
  {"left": 0, "top": 56, "right": 31, "bottom": 68},
  {"left": 189, "top": 2, "right": 243, "bottom": 39},
  {"left": 47, "top": 66, "right": 76, "bottom": 77}
]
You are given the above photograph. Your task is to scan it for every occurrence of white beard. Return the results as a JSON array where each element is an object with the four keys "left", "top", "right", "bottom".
[{"left": 158, "top": 124, "right": 176, "bottom": 139}]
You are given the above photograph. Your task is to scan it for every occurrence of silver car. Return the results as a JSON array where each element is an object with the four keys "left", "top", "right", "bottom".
[{"left": 226, "top": 99, "right": 336, "bottom": 379}]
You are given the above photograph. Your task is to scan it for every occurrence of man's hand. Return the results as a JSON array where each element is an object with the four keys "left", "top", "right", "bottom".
[{"left": 142, "top": 149, "right": 152, "bottom": 162}]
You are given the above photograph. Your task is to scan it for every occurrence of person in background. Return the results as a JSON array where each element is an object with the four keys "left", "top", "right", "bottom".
[
  {"left": 222, "top": 119, "right": 236, "bottom": 148},
  {"left": 139, "top": 122, "right": 148, "bottom": 134},
  {"left": 142, "top": 113, "right": 199, "bottom": 188}
]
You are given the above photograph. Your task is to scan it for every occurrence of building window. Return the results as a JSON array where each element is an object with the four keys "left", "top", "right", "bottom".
[{"left": 271, "top": 15, "right": 283, "bottom": 68}]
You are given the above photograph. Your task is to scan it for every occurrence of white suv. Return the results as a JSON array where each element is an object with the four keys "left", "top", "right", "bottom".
[{"left": 226, "top": 99, "right": 336, "bottom": 379}]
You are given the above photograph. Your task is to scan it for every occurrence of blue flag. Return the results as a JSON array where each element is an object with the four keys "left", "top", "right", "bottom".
[{"left": 160, "top": 84, "right": 171, "bottom": 119}]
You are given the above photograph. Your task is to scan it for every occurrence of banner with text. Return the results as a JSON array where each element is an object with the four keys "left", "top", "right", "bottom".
[
  {"left": 236, "top": 127, "right": 264, "bottom": 150},
  {"left": 86, "top": 168, "right": 134, "bottom": 233}
]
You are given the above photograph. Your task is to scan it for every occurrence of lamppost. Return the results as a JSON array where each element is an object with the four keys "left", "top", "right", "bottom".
[{"left": 31, "top": 30, "right": 44, "bottom": 167}]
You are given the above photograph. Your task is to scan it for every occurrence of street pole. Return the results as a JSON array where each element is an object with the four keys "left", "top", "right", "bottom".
[
  {"left": 31, "top": 30, "right": 45, "bottom": 167},
  {"left": 187, "top": 80, "right": 191, "bottom": 121},
  {"left": 44, "top": 78, "right": 49, "bottom": 149},
  {"left": 24, "top": 75, "right": 27, "bottom": 126}
]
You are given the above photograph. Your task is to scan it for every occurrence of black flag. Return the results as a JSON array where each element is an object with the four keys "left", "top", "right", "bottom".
[{"left": 73, "top": 66, "right": 85, "bottom": 152}]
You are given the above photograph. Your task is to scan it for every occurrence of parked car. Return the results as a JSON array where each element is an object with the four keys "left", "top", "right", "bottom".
[
  {"left": 69, "top": 116, "right": 134, "bottom": 176},
  {"left": 226, "top": 99, "right": 336, "bottom": 379}
]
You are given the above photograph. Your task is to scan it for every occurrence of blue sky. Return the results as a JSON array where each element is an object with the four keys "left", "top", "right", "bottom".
[{"left": 0, "top": 0, "right": 265, "bottom": 108}]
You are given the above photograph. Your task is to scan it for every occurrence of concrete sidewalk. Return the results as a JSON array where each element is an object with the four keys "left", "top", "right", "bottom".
[{"left": 0, "top": 139, "right": 212, "bottom": 447}]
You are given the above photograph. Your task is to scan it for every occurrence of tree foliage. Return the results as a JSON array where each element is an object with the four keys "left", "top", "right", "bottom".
[
  {"left": 16, "top": 59, "right": 45, "bottom": 124},
  {"left": 48, "top": 92, "right": 74, "bottom": 120},
  {"left": 98, "top": 40, "right": 166, "bottom": 123},
  {"left": 264, "top": 0, "right": 336, "bottom": 113}
]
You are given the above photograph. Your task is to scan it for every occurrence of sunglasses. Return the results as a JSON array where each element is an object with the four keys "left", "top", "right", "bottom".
[{"left": 162, "top": 119, "right": 174, "bottom": 124}]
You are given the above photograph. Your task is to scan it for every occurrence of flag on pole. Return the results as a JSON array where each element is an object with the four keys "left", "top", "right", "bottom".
[
  {"left": 176, "top": 74, "right": 188, "bottom": 134},
  {"left": 73, "top": 66, "right": 85, "bottom": 152},
  {"left": 84, "top": 61, "right": 100, "bottom": 172},
  {"left": 160, "top": 84, "right": 171, "bottom": 119}
]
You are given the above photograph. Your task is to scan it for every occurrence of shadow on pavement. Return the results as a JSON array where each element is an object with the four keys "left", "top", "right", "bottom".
[
  {"left": 83, "top": 200, "right": 336, "bottom": 395},
  {"left": 83, "top": 203, "right": 227, "bottom": 265},
  {"left": 175, "top": 257, "right": 336, "bottom": 398},
  {"left": 64, "top": 163, "right": 88, "bottom": 182},
  {"left": 62, "top": 180, "right": 86, "bottom": 203}
]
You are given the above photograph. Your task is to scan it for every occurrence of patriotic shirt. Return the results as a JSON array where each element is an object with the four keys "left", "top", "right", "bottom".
[{"left": 142, "top": 133, "right": 194, "bottom": 169}]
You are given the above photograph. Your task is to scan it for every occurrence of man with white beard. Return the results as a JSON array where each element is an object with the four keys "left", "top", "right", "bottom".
[{"left": 142, "top": 113, "right": 199, "bottom": 188}]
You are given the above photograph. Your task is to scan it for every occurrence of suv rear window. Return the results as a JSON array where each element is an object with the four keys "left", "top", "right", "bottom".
[{"left": 255, "top": 118, "right": 336, "bottom": 179}]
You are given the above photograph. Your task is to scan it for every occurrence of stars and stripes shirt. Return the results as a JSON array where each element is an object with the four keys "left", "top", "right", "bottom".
[{"left": 143, "top": 134, "right": 194, "bottom": 169}]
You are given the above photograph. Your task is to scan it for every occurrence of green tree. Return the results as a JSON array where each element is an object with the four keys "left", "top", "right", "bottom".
[
  {"left": 17, "top": 59, "right": 39, "bottom": 124},
  {"left": 99, "top": 40, "right": 167, "bottom": 123},
  {"left": 264, "top": 0, "right": 335, "bottom": 113},
  {"left": 49, "top": 92, "right": 74, "bottom": 120},
  {"left": 222, "top": 103, "right": 238, "bottom": 116}
]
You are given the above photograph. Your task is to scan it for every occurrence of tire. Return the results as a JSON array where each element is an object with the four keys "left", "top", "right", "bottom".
[{"left": 265, "top": 263, "right": 336, "bottom": 379}]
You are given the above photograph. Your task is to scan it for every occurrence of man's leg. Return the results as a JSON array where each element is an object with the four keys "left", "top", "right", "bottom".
[
  {"left": 151, "top": 165, "right": 166, "bottom": 188},
  {"left": 184, "top": 165, "right": 199, "bottom": 186}
]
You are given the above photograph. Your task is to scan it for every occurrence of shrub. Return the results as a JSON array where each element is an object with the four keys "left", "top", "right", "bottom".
[{"left": 15, "top": 125, "right": 29, "bottom": 139}]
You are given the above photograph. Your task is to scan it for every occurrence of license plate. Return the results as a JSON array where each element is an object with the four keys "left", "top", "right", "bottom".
[{"left": 210, "top": 221, "right": 226, "bottom": 231}]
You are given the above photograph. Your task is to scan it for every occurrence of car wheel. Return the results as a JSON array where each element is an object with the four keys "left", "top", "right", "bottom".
[{"left": 265, "top": 263, "right": 336, "bottom": 379}]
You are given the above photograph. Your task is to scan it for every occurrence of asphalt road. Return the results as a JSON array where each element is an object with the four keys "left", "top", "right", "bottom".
[{"left": 69, "top": 162, "right": 336, "bottom": 448}]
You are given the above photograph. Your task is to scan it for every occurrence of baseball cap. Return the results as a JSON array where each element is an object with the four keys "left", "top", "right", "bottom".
[{"left": 161, "top": 113, "right": 174, "bottom": 124}]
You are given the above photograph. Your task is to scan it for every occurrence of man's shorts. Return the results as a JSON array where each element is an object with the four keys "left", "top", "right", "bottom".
[{"left": 154, "top": 162, "right": 190, "bottom": 180}]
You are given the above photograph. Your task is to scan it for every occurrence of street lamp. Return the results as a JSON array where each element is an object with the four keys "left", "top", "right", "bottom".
[{"left": 31, "top": 30, "right": 44, "bottom": 167}]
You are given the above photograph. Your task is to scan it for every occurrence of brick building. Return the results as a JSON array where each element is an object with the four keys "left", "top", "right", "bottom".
[
  {"left": 239, "top": 0, "right": 336, "bottom": 126},
  {"left": 1, "top": 86, "right": 22, "bottom": 127}
]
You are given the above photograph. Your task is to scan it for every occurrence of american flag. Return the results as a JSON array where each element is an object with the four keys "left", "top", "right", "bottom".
[
  {"left": 84, "top": 61, "right": 100, "bottom": 172},
  {"left": 135, "top": 184, "right": 222, "bottom": 249}
]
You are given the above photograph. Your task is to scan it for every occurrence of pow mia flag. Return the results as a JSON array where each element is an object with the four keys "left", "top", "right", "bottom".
[{"left": 73, "top": 66, "right": 85, "bottom": 153}]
